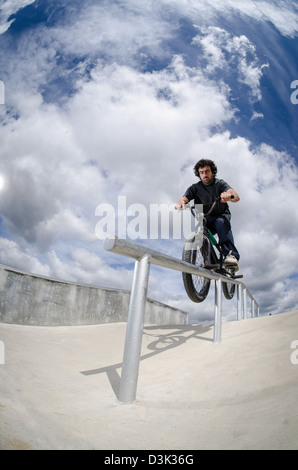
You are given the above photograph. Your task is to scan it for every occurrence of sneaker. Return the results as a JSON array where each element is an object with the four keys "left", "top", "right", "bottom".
[{"left": 224, "top": 251, "right": 239, "bottom": 271}]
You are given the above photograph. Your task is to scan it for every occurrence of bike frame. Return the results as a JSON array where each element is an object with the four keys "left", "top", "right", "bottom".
[
  {"left": 207, "top": 229, "right": 224, "bottom": 268},
  {"left": 191, "top": 205, "right": 230, "bottom": 275},
  {"left": 190, "top": 206, "right": 217, "bottom": 256}
]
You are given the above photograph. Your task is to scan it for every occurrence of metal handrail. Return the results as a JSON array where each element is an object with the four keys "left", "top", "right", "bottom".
[
  {"left": 104, "top": 236, "right": 259, "bottom": 311},
  {"left": 104, "top": 236, "right": 259, "bottom": 403}
]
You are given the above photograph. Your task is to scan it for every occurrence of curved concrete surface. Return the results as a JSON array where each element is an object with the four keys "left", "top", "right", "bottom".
[
  {"left": 0, "top": 310, "right": 298, "bottom": 450},
  {"left": 0, "top": 264, "right": 187, "bottom": 326}
]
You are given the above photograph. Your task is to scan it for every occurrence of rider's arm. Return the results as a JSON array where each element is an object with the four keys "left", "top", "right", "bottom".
[
  {"left": 176, "top": 196, "right": 189, "bottom": 209},
  {"left": 220, "top": 188, "right": 240, "bottom": 203}
]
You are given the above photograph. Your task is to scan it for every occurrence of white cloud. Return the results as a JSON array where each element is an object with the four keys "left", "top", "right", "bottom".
[
  {"left": 54, "top": 2, "right": 173, "bottom": 62},
  {"left": 0, "top": 0, "right": 36, "bottom": 34},
  {"left": 193, "top": 27, "right": 268, "bottom": 101},
  {"left": 0, "top": 91, "right": 106, "bottom": 252},
  {"left": 46, "top": 247, "right": 134, "bottom": 289},
  {"left": 0, "top": 237, "right": 49, "bottom": 276},
  {"left": 232, "top": 0, "right": 298, "bottom": 38},
  {"left": 66, "top": 56, "right": 234, "bottom": 202},
  {"left": 163, "top": 0, "right": 298, "bottom": 38}
]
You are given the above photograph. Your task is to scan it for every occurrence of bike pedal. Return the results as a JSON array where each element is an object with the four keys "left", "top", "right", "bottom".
[{"left": 225, "top": 264, "right": 240, "bottom": 273}]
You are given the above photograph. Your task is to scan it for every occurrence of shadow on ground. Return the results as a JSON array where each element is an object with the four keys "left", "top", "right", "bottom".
[{"left": 81, "top": 324, "right": 212, "bottom": 399}]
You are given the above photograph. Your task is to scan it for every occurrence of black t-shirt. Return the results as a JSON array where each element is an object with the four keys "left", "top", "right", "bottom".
[{"left": 184, "top": 178, "right": 232, "bottom": 217}]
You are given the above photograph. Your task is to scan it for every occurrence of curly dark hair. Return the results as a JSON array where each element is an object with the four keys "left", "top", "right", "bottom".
[{"left": 194, "top": 159, "right": 218, "bottom": 179}]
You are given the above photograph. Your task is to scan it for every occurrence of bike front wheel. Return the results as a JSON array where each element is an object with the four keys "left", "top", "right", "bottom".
[
  {"left": 222, "top": 272, "right": 236, "bottom": 300},
  {"left": 182, "top": 234, "right": 211, "bottom": 303}
]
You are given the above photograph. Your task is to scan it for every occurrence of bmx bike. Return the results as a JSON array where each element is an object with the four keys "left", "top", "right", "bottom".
[{"left": 181, "top": 197, "right": 243, "bottom": 303}]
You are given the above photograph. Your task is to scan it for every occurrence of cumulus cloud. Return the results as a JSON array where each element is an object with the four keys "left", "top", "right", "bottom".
[
  {"left": 66, "top": 57, "right": 234, "bottom": 196},
  {"left": 49, "top": 1, "right": 173, "bottom": 66},
  {"left": 0, "top": 91, "right": 105, "bottom": 252},
  {"left": 192, "top": 27, "right": 268, "bottom": 101},
  {"left": 231, "top": 0, "right": 298, "bottom": 38},
  {"left": 0, "top": 0, "right": 36, "bottom": 34},
  {"left": 165, "top": 0, "right": 298, "bottom": 38},
  {"left": 0, "top": 237, "right": 49, "bottom": 276}
]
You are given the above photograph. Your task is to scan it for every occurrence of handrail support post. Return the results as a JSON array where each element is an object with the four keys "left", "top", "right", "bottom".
[
  {"left": 213, "top": 278, "right": 222, "bottom": 343},
  {"left": 237, "top": 284, "right": 242, "bottom": 321},
  {"left": 118, "top": 254, "right": 151, "bottom": 403},
  {"left": 243, "top": 287, "right": 248, "bottom": 319}
]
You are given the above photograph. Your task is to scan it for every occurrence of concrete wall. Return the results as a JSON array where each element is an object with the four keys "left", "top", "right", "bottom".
[{"left": 0, "top": 265, "right": 188, "bottom": 326}]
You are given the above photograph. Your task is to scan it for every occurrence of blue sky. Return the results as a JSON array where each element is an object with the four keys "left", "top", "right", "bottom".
[{"left": 0, "top": 0, "right": 298, "bottom": 321}]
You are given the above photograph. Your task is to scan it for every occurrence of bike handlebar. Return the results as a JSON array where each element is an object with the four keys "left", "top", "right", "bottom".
[
  {"left": 205, "top": 195, "right": 234, "bottom": 216},
  {"left": 176, "top": 194, "right": 235, "bottom": 218}
]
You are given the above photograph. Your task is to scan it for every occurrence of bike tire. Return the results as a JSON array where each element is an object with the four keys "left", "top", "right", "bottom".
[
  {"left": 182, "top": 234, "right": 211, "bottom": 303},
  {"left": 222, "top": 278, "right": 236, "bottom": 300}
]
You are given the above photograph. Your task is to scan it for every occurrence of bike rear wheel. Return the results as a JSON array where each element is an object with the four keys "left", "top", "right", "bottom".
[{"left": 182, "top": 234, "right": 211, "bottom": 303}]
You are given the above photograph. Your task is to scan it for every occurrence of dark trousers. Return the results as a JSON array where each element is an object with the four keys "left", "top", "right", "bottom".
[{"left": 206, "top": 215, "right": 240, "bottom": 260}]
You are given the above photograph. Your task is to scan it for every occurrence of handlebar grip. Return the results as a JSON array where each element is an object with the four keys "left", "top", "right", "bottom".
[{"left": 216, "top": 194, "right": 235, "bottom": 202}]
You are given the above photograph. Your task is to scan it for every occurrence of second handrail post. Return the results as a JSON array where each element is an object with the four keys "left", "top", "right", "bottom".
[{"left": 213, "top": 278, "right": 223, "bottom": 343}]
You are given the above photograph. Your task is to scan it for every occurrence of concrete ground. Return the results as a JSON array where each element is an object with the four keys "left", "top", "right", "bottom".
[{"left": 0, "top": 310, "right": 298, "bottom": 450}]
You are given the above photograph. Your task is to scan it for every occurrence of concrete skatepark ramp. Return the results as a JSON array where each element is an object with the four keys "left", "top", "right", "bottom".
[{"left": 1, "top": 310, "right": 298, "bottom": 450}]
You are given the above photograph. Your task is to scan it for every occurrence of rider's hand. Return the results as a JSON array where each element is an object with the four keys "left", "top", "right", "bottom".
[
  {"left": 220, "top": 192, "right": 232, "bottom": 203},
  {"left": 176, "top": 197, "right": 188, "bottom": 210}
]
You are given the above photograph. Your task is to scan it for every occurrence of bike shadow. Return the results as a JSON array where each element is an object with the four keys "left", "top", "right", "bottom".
[{"left": 80, "top": 323, "right": 213, "bottom": 400}]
